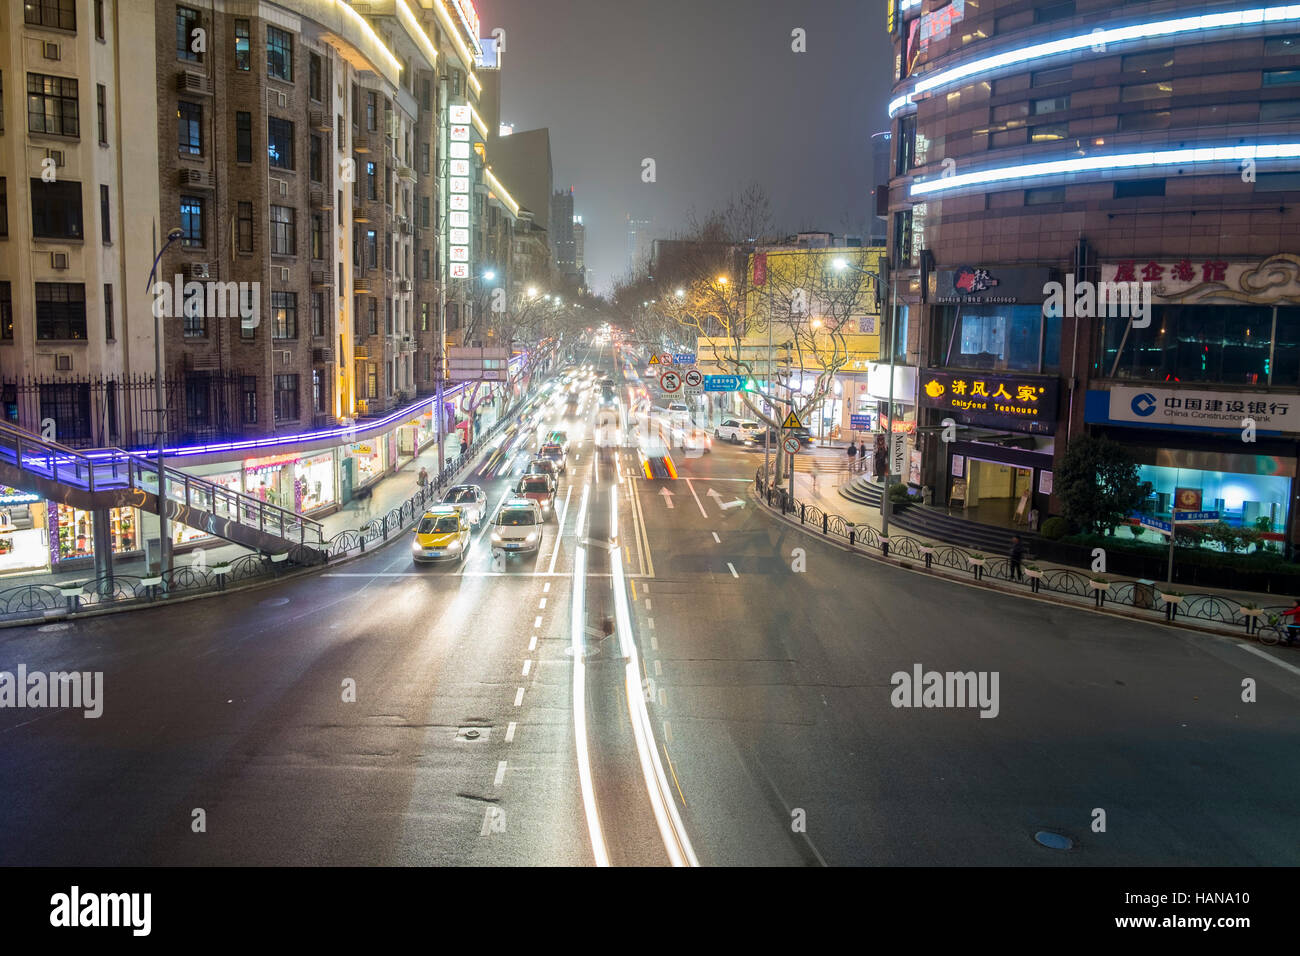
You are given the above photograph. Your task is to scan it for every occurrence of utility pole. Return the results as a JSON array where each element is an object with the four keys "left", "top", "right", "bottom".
[
  {"left": 435, "top": 72, "right": 449, "bottom": 474},
  {"left": 763, "top": 287, "right": 773, "bottom": 488},
  {"left": 882, "top": 264, "right": 898, "bottom": 536}
]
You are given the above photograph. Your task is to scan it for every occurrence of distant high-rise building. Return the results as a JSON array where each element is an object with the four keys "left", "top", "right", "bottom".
[
  {"left": 627, "top": 216, "right": 654, "bottom": 275},
  {"left": 573, "top": 217, "right": 586, "bottom": 274},
  {"left": 870, "top": 131, "right": 891, "bottom": 246},
  {"left": 550, "top": 189, "right": 576, "bottom": 273}
]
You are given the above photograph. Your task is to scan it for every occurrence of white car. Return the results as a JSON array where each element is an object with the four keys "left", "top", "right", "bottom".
[
  {"left": 716, "top": 418, "right": 764, "bottom": 443},
  {"left": 441, "top": 484, "right": 488, "bottom": 526},
  {"left": 490, "top": 499, "right": 544, "bottom": 556}
]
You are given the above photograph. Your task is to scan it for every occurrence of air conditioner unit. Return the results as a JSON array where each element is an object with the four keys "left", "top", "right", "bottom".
[
  {"left": 55, "top": 354, "right": 73, "bottom": 371},
  {"left": 309, "top": 110, "right": 331, "bottom": 132},
  {"left": 189, "top": 262, "right": 211, "bottom": 279},
  {"left": 42, "top": 41, "right": 60, "bottom": 60},
  {"left": 178, "top": 71, "right": 211, "bottom": 95},
  {"left": 179, "top": 168, "right": 212, "bottom": 188},
  {"left": 313, "top": 347, "right": 334, "bottom": 363},
  {"left": 45, "top": 148, "right": 65, "bottom": 167},
  {"left": 398, "top": 278, "right": 412, "bottom": 293},
  {"left": 50, "top": 252, "right": 68, "bottom": 270}
]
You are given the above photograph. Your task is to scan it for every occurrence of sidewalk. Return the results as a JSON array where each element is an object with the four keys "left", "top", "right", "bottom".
[{"left": 785, "top": 470, "right": 1291, "bottom": 613}]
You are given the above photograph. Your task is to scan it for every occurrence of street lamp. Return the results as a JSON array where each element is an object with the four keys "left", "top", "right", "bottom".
[
  {"left": 146, "top": 225, "right": 185, "bottom": 587},
  {"left": 483, "top": 269, "right": 496, "bottom": 281},
  {"left": 833, "top": 257, "right": 894, "bottom": 533}
]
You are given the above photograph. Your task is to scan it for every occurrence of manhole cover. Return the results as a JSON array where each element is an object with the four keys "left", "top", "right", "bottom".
[
  {"left": 259, "top": 597, "right": 290, "bottom": 607},
  {"left": 38, "top": 623, "right": 70, "bottom": 632},
  {"left": 1034, "top": 830, "right": 1074, "bottom": 850}
]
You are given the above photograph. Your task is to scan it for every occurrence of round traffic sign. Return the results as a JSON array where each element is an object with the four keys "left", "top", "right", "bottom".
[
  {"left": 783, "top": 436, "right": 800, "bottom": 454},
  {"left": 684, "top": 369, "right": 703, "bottom": 388},
  {"left": 660, "top": 371, "right": 681, "bottom": 393}
]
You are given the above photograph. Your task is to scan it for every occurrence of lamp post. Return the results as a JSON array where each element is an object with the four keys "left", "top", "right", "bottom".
[
  {"left": 833, "top": 257, "right": 891, "bottom": 531},
  {"left": 145, "top": 226, "right": 185, "bottom": 585}
]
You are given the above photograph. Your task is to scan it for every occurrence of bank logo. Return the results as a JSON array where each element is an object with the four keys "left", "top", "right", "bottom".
[{"left": 1131, "top": 392, "right": 1158, "bottom": 417}]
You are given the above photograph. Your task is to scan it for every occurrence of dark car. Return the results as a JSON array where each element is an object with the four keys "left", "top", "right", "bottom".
[
  {"left": 515, "top": 474, "right": 557, "bottom": 519},
  {"left": 757, "top": 426, "right": 814, "bottom": 447},
  {"left": 539, "top": 441, "right": 567, "bottom": 473}
]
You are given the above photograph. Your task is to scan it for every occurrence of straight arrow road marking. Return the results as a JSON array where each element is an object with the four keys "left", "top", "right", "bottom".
[{"left": 659, "top": 486, "right": 674, "bottom": 509}]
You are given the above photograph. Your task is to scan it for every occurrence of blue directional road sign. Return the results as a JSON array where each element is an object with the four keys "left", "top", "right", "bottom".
[
  {"left": 703, "top": 375, "right": 742, "bottom": 392},
  {"left": 1137, "top": 514, "right": 1172, "bottom": 535},
  {"left": 672, "top": 353, "right": 696, "bottom": 365},
  {"left": 850, "top": 414, "right": 874, "bottom": 430},
  {"left": 1173, "top": 510, "right": 1220, "bottom": 523}
]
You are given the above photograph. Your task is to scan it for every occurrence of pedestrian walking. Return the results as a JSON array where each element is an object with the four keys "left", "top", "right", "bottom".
[
  {"left": 418, "top": 466, "right": 429, "bottom": 490},
  {"left": 460, "top": 437, "right": 469, "bottom": 456},
  {"left": 1009, "top": 534, "right": 1025, "bottom": 581},
  {"left": 847, "top": 441, "right": 858, "bottom": 472},
  {"left": 857, "top": 441, "right": 867, "bottom": 473}
]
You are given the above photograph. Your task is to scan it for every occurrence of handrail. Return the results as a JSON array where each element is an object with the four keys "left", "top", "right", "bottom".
[{"left": 0, "top": 419, "right": 323, "bottom": 546}]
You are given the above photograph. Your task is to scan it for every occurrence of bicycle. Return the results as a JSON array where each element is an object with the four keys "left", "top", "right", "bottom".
[{"left": 1257, "top": 615, "right": 1298, "bottom": 646}]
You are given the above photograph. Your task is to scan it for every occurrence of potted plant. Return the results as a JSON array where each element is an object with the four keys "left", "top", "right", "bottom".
[
  {"left": 968, "top": 552, "right": 986, "bottom": 580},
  {"left": 1159, "top": 588, "right": 1185, "bottom": 620}
]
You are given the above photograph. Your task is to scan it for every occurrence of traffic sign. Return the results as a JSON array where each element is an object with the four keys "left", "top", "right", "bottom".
[
  {"left": 850, "top": 413, "right": 874, "bottom": 430},
  {"left": 703, "top": 375, "right": 741, "bottom": 392},
  {"left": 648, "top": 353, "right": 660, "bottom": 365},
  {"left": 781, "top": 411, "right": 804, "bottom": 429},
  {"left": 673, "top": 353, "right": 696, "bottom": 365},
  {"left": 1173, "top": 510, "right": 1220, "bottom": 523},
  {"left": 1137, "top": 515, "right": 1172, "bottom": 536},
  {"left": 782, "top": 436, "right": 800, "bottom": 454},
  {"left": 659, "top": 371, "right": 682, "bottom": 393},
  {"left": 684, "top": 369, "right": 703, "bottom": 388}
]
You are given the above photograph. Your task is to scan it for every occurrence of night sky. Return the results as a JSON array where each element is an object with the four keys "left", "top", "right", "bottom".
[{"left": 477, "top": 0, "right": 893, "bottom": 294}]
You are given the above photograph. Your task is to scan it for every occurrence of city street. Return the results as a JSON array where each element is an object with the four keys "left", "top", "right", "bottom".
[{"left": 2, "top": 346, "right": 1296, "bottom": 867}]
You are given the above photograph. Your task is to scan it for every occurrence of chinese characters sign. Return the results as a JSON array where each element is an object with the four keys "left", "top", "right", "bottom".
[
  {"left": 1099, "top": 255, "right": 1300, "bottom": 306},
  {"left": 933, "top": 266, "right": 1052, "bottom": 305},
  {"left": 448, "top": 105, "right": 473, "bottom": 279},
  {"left": 1106, "top": 385, "right": 1300, "bottom": 433},
  {"left": 920, "top": 369, "right": 1059, "bottom": 430}
]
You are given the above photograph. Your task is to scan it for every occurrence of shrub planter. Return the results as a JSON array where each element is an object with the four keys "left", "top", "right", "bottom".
[
  {"left": 1024, "top": 566, "right": 1043, "bottom": 593},
  {"left": 1239, "top": 605, "right": 1264, "bottom": 633},
  {"left": 213, "top": 563, "right": 232, "bottom": 590},
  {"left": 1088, "top": 578, "right": 1110, "bottom": 607},
  {"left": 1160, "top": 591, "right": 1184, "bottom": 621},
  {"left": 58, "top": 582, "right": 84, "bottom": 609},
  {"left": 920, "top": 543, "right": 935, "bottom": 570},
  {"left": 880, "top": 536, "right": 890, "bottom": 557},
  {"left": 969, "top": 555, "right": 986, "bottom": 580}
]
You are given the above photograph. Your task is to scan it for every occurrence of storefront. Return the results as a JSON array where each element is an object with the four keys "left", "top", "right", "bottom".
[
  {"left": 173, "top": 470, "right": 242, "bottom": 549},
  {"left": 48, "top": 504, "right": 142, "bottom": 569},
  {"left": 348, "top": 437, "right": 387, "bottom": 489},
  {"left": 244, "top": 451, "right": 337, "bottom": 516},
  {"left": 0, "top": 487, "right": 50, "bottom": 575},
  {"left": 919, "top": 367, "right": 1061, "bottom": 527}
]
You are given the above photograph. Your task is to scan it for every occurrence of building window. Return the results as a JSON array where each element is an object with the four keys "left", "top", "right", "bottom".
[
  {"left": 313, "top": 369, "right": 325, "bottom": 414},
  {"left": 234, "top": 19, "right": 250, "bottom": 71},
  {"left": 365, "top": 230, "right": 377, "bottom": 270},
  {"left": 1263, "top": 69, "right": 1300, "bottom": 87},
  {"left": 1118, "top": 110, "right": 1171, "bottom": 132},
  {"left": 366, "top": 161, "right": 377, "bottom": 200},
  {"left": 421, "top": 78, "right": 432, "bottom": 112},
  {"left": 421, "top": 143, "right": 430, "bottom": 175},
  {"left": 311, "top": 212, "right": 324, "bottom": 260},
  {"left": 366, "top": 92, "right": 377, "bottom": 131},
  {"left": 420, "top": 196, "right": 430, "bottom": 228},
  {"left": 96, "top": 84, "right": 107, "bottom": 145},
  {"left": 892, "top": 209, "right": 912, "bottom": 268},
  {"left": 270, "top": 205, "right": 295, "bottom": 256},
  {"left": 267, "top": 26, "right": 293, "bottom": 82},
  {"left": 176, "top": 6, "right": 202, "bottom": 62},
  {"left": 386, "top": 300, "right": 393, "bottom": 335},
  {"left": 421, "top": 302, "right": 429, "bottom": 331},
  {"left": 1031, "top": 95, "right": 1069, "bottom": 115},
  {"left": 310, "top": 135, "right": 323, "bottom": 182},
  {"left": 1031, "top": 66, "right": 1071, "bottom": 87},
  {"left": 179, "top": 195, "right": 203, "bottom": 247},
  {"left": 1121, "top": 81, "right": 1174, "bottom": 101},
  {"left": 236, "top": 201, "right": 253, "bottom": 253},
  {"left": 34, "top": 283, "right": 87, "bottom": 340},
  {"left": 0, "top": 178, "right": 7, "bottom": 238},
  {"left": 1025, "top": 186, "right": 1066, "bottom": 205},
  {"left": 1099, "top": 304, "right": 1281, "bottom": 385},
  {"left": 1028, "top": 122, "right": 1069, "bottom": 143},
  {"left": 896, "top": 114, "right": 916, "bottom": 175},
  {"left": 312, "top": 292, "right": 325, "bottom": 337},
  {"left": 99, "top": 184, "right": 110, "bottom": 242},
  {"left": 934, "top": 304, "right": 1060, "bottom": 373},
  {"left": 242, "top": 376, "right": 257, "bottom": 423},
  {"left": 1035, "top": 1, "right": 1074, "bottom": 23},
  {"left": 367, "top": 364, "right": 378, "bottom": 399},
  {"left": 27, "top": 73, "right": 79, "bottom": 137},
  {"left": 268, "top": 117, "right": 294, "bottom": 169},
  {"left": 94, "top": 0, "right": 104, "bottom": 39},
  {"left": 0, "top": 283, "right": 12, "bottom": 340},
  {"left": 103, "top": 283, "right": 114, "bottom": 340},
  {"left": 271, "top": 291, "right": 297, "bottom": 339},
  {"left": 368, "top": 299, "right": 378, "bottom": 335},
  {"left": 1114, "top": 178, "right": 1165, "bottom": 198},
  {"left": 274, "top": 374, "right": 299, "bottom": 422},
  {"left": 25, "top": 0, "right": 76, "bottom": 31},
  {"left": 235, "top": 111, "right": 252, "bottom": 163},
  {"left": 1122, "top": 49, "right": 1174, "bottom": 74},
  {"left": 30, "top": 179, "right": 82, "bottom": 239},
  {"left": 309, "top": 54, "right": 322, "bottom": 101},
  {"left": 178, "top": 100, "right": 202, "bottom": 155}
]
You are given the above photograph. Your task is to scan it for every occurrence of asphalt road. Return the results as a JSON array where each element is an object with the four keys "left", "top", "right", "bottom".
[{"left": 2, "top": 339, "right": 1297, "bottom": 866}]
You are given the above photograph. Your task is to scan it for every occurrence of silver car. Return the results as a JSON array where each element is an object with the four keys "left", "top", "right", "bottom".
[{"left": 442, "top": 484, "right": 488, "bottom": 526}]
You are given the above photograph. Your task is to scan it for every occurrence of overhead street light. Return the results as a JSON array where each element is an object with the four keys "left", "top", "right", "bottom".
[{"left": 146, "top": 225, "right": 186, "bottom": 590}]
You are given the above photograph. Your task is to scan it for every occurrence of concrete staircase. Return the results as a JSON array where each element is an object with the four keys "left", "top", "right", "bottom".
[{"left": 838, "top": 476, "right": 1034, "bottom": 555}]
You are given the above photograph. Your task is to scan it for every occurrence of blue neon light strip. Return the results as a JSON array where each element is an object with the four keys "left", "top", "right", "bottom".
[
  {"left": 910, "top": 142, "right": 1300, "bottom": 197},
  {"left": 889, "top": 5, "right": 1300, "bottom": 117},
  {"left": 83, "top": 353, "right": 528, "bottom": 461}
]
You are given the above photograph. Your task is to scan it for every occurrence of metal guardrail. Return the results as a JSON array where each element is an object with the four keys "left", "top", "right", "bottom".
[
  {"left": 0, "top": 392, "right": 541, "bottom": 624},
  {"left": 0, "top": 419, "right": 323, "bottom": 547},
  {"left": 753, "top": 470, "right": 1294, "bottom": 638}
]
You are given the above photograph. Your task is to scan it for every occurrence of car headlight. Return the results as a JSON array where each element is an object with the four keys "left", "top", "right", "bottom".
[
  {"left": 491, "top": 531, "right": 503, "bottom": 544},
  {"left": 525, "top": 531, "right": 539, "bottom": 543},
  {"left": 446, "top": 539, "right": 461, "bottom": 552},
  {"left": 411, "top": 539, "right": 424, "bottom": 551}
]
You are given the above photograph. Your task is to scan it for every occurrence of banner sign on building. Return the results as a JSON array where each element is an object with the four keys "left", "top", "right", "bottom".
[
  {"left": 752, "top": 252, "right": 767, "bottom": 288},
  {"left": 919, "top": 369, "right": 1059, "bottom": 430},
  {"left": 1099, "top": 254, "right": 1300, "bottom": 306},
  {"left": 1102, "top": 385, "right": 1300, "bottom": 434},
  {"left": 447, "top": 105, "right": 473, "bottom": 280},
  {"left": 932, "top": 266, "right": 1052, "bottom": 305}
]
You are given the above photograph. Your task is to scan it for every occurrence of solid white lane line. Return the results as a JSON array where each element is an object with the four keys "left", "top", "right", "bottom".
[
  {"left": 1239, "top": 643, "right": 1300, "bottom": 677},
  {"left": 684, "top": 477, "right": 709, "bottom": 518},
  {"left": 547, "top": 484, "right": 574, "bottom": 574},
  {"left": 569, "top": 483, "right": 608, "bottom": 866},
  {"left": 514, "top": 688, "right": 525, "bottom": 706},
  {"left": 494, "top": 761, "right": 507, "bottom": 787},
  {"left": 505, "top": 721, "right": 517, "bottom": 743},
  {"left": 522, "top": 659, "right": 532, "bottom": 676},
  {"left": 727, "top": 562, "right": 739, "bottom": 578},
  {"left": 712, "top": 532, "right": 721, "bottom": 543}
]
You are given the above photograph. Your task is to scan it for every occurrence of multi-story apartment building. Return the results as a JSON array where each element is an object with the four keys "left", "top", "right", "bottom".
[{"left": 887, "top": 0, "right": 1300, "bottom": 545}]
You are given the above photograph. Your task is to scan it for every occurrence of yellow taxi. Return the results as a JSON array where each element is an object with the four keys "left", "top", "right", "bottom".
[{"left": 411, "top": 506, "right": 471, "bottom": 563}]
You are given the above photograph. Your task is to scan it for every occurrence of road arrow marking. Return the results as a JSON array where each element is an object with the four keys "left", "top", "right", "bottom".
[
  {"left": 659, "top": 486, "right": 674, "bottom": 509},
  {"left": 720, "top": 499, "right": 745, "bottom": 511}
]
